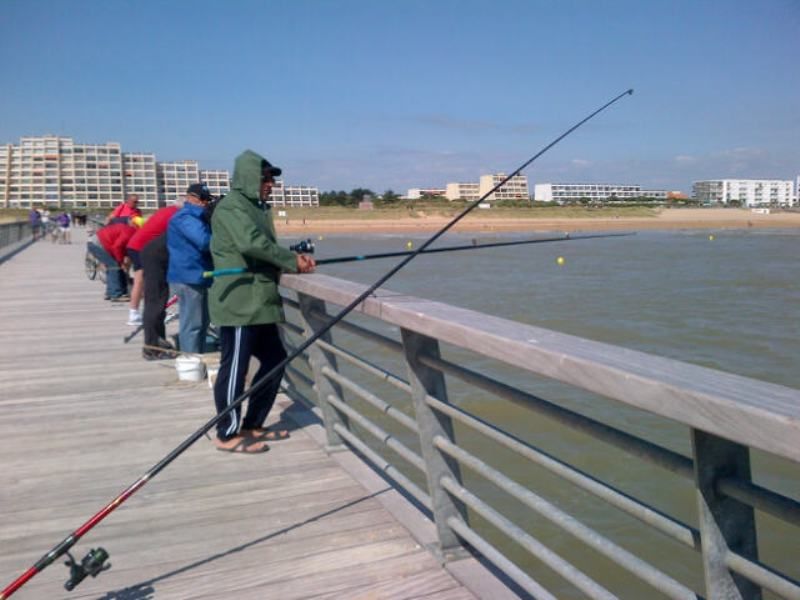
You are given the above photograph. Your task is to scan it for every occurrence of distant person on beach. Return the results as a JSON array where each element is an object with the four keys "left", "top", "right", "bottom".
[
  {"left": 167, "top": 183, "right": 214, "bottom": 354},
  {"left": 90, "top": 221, "right": 139, "bottom": 301},
  {"left": 28, "top": 207, "right": 42, "bottom": 241},
  {"left": 106, "top": 194, "right": 142, "bottom": 225},
  {"left": 125, "top": 205, "right": 179, "bottom": 327},
  {"left": 208, "top": 150, "right": 315, "bottom": 453}
]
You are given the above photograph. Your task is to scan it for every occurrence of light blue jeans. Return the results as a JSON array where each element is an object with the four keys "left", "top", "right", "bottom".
[{"left": 172, "top": 282, "right": 209, "bottom": 353}]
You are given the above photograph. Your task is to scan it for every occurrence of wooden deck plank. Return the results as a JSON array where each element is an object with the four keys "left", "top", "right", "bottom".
[{"left": 0, "top": 231, "right": 480, "bottom": 599}]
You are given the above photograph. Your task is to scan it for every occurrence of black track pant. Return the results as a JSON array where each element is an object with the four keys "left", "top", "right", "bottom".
[
  {"left": 214, "top": 323, "right": 287, "bottom": 441},
  {"left": 141, "top": 234, "right": 170, "bottom": 347}
]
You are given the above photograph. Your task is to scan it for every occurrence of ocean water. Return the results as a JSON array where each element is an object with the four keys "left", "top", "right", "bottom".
[{"left": 281, "top": 228, "right": 800, "bottom": 598}]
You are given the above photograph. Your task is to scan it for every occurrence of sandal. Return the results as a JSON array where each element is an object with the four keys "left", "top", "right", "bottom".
[
  {"left": 214, "top": 435, "right": 270, "bottom": 454},
  {"left": 242, "top": 427, "right": 290, "bottom": 441}
]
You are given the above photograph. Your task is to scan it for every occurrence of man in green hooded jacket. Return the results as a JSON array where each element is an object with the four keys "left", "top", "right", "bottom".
[{"left": 209, "top": 150, "right": 315, "bottom": 453}]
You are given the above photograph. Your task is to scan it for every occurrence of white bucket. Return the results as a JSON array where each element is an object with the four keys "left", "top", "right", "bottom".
[{"left": 175, "top": 355, "right": 207, "bottom": 382}]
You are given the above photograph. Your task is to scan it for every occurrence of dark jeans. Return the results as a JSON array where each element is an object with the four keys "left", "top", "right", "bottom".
[
  {"left": 141, "top": 235, "right": 169, "bottom": 347},
  {"left": 213, "top": 323, "right": 287, "bottom": 441},
  {"left": 88, "top": 242, "right": 127, "bottom": 298}
]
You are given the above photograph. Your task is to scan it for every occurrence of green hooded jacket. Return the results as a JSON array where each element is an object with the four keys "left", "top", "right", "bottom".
[{"left": 208, "top": 150, "right": 298, "bottom": 326}]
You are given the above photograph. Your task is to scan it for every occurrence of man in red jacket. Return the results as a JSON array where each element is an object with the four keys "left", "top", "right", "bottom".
[
  {"left": 125, "top": 205, "right": 179, "bottom": 325},
  {"left": 90, "top": 222, "right": 138, "bottom": 300},
  {"left": 106, "top": 194, "right": 142, "bottom": 225}
]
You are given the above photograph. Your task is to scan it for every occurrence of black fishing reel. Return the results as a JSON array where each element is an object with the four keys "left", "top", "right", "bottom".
[
  {"left": 289, "top": 238, "right": 315, "bottom": 254},
  {"left": 64, "top": 547, "right": 111, "bottom": 591}
]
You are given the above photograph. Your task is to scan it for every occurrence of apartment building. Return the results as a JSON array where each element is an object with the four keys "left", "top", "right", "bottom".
[
  {"left": 270, "top": 181, "right": 320, "bottom": 207},
  {"left": 445, "top": 182, "right": 480, "bottom": 201},
  {"left": 122, "top": 153, "right": 159, "bottom": 208},
  {"left": 479, "top": 173, "right": 529, "bottom": 201},
  {"left": 534, "top": 183, "right": 668, "bottom": 203},
  {"left": 692, "top": 179, "right": 796, "bottom": 207},
  {"left": 0, "top": 136, "right": 128, "bottom": 209},
  {"left": 157, "top": 160, "right": 200, "bottom": 206},
  {"left": 200, "top": 169, "right": 231, "bottom": 199}
]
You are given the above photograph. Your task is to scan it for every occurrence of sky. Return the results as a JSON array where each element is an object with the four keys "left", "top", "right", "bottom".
[{"left": 1, "top": 0, "right": 798, "bottom": 195}]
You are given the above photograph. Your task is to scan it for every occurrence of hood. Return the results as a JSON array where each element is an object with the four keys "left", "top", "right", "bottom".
[{"left": 231, "top": 149, "right": 266, "bottom": 201}]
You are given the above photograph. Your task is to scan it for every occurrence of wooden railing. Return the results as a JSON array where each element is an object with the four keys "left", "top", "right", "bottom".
[{"left": 278, "top": 272, "right": 800, "bottom": 600}]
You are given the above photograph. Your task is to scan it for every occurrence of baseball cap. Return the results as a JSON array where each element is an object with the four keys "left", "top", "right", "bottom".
[
  {"left": 261, "top": 159, "right": 282, "bottom": 180},
  {"left": 186, "top": 183, "right": 212, "bottom": 202}
]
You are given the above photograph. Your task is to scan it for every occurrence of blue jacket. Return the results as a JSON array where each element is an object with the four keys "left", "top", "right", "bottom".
[{"left": 167, "top": 203, "right": 212, "bottom": 286}]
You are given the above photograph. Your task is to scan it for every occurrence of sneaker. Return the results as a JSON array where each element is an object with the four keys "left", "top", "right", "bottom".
[
  {"left": 142, "top": 347, "right": 173, "bottom": 361},
  {"left": 127, "top": 310, "right": 142, "bottom": 326},
  {"left": 110, "top": 295, "right": 130, "bottom": 302}
]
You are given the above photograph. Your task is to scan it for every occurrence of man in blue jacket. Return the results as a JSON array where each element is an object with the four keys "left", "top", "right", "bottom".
[{"left": 167, "top": 183, "right": 213, "bottom": 354}]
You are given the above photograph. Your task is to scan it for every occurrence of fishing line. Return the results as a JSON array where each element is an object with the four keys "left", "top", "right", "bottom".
[
  {"left": 1, "top": 88, "right": 633, "bottom": 598},
  {"left": 203, "top": 232, "right": 634, "bottom": 277}
]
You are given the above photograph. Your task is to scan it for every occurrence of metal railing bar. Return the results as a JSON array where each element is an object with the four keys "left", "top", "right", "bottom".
[
  {"left": 717, "top": 476, "right": 800, "bottom": 528},
  {"left": 285, "top": 364, "right": 315, "bottom": 390},
  {"left": 282, "top": 383, "right": 322, "bottom": 418},
  {"left": 332, "top": 422, "right": 432, "bottom": 511},
  {"left": 437, "top": 439, "right": 699, "bottom": 600},
  {"left": 321, "top": 365, "right": 417, "bottom": 432},
  {"left": 309, "top": 306, "right": 405, "bottom": 354},
  {"left": 441, "top": 478, "right": 617, "bottom": 600},
  {"left": 281, "top": 294, "right": 300, "bottom": 310},
  {"left": 426, "top": 396, "right": 700, "bottom": 550},
  {"left": 725, "top": 550, "right": 800, "bottom": 600},
  {"left": 419, "top": 353, "right": 694, "bottom": 479},
  {"left": 278, "top": 320, "right": 305, "bottom": 337},
  {"left": 445, "top": 516, "right": 560, "bottom": 600},
  {"left": 314, "top": 337, "right": 413, "bottom": 395},
  {"left": 326, "top": 394, "right": 426, "bottom": 472}
]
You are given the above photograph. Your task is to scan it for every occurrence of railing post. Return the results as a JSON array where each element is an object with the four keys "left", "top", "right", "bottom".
[
  {"left": 401, "top": 328, "right": 467, "bottom": 561},
  {"left": 692, "top": 430, "right": 761, "bottom": 599},
  {"left": 296, "top": 292, "right": 348, "bottom": 451}
]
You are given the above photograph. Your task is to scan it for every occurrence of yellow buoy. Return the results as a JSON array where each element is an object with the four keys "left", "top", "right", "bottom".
[
  {"left": 406, "top": 241, "right": 413, "bottom": 250},
  {"left": 709, "top": 234, "right": 715, "bottom": 241},
  {"left": 556, "top": 256, "right": 565, "bottom": 266},
  {"left": 318, "top": 235, "right": 324, "bottom": 241}
]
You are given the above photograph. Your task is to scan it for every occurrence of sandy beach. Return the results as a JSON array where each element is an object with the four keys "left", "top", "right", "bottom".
[{"left": 276, "top": 208, "right": 800, "bottom": 235}]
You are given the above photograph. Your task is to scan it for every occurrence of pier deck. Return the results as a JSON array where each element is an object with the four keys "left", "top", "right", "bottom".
[{"left": 0, "top": 230, "right": 485, "bottom": 599}]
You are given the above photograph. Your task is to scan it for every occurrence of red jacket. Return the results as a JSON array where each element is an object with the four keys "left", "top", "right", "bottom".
[
  {"left": 97, "top": 223, "right": 136, "bottom": 264},
  {"left": 127, "top": 206, "right": 179, "bottom": 252},
  {"left": 109, "top": 202, "right": 142, "bottom": 221}
]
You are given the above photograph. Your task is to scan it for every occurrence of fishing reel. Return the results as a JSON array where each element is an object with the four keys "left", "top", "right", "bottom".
[
  {"left": 64, "top": 547, "right": 111, "bottom": 591},
  {"left": 289, "top": 238, "right": 315, "bottom": 254}
]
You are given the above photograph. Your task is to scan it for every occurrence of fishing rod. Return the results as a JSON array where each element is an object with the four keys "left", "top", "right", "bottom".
[
  {"left": 202, "top": 232, "right": 634, "bottom": 277},
  {"left": 122, "top": 294, "right": 179, "bottom": 344},
  {"left": 1, "top": 88, "right": 633, "bottom": 598}
]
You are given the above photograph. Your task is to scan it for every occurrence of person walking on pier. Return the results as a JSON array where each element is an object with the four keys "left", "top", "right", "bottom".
[
  {"left": 209, "top": 151, "right": 315, "bottom": 453},
  {"left": 28, "top": 207, "right": 42, "bottom": 241}
]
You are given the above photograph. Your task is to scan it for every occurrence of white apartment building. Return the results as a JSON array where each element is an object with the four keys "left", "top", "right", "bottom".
[
  {"left": 692, "top": 179, "right": 796, "bottom": 207},
  {"left": 407, "top": 188, "right": 447, "bottom": 200},
  {"left": 157, "top": 160, "right": 200, "bottom": 206},
  {"left": 0, "top": 135, "right": 127, "bottom": 209},
  {"left": 122, "top": 153, "right": 159, "bottom": 208},
  {"left": 445, "top": 182, "right": 480, "bottom": 201},
  {"left": 200, "top": 169, "right": 231, "bottom": 199},
  {"left": 479, "top": 173, "right": 529, "bottom": 201},
  {"left": 270, "top": 181, "right": 320, "bottom": 207},
  {"left": 534, "top": 183, "right": 668, "bottom": 203}
]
